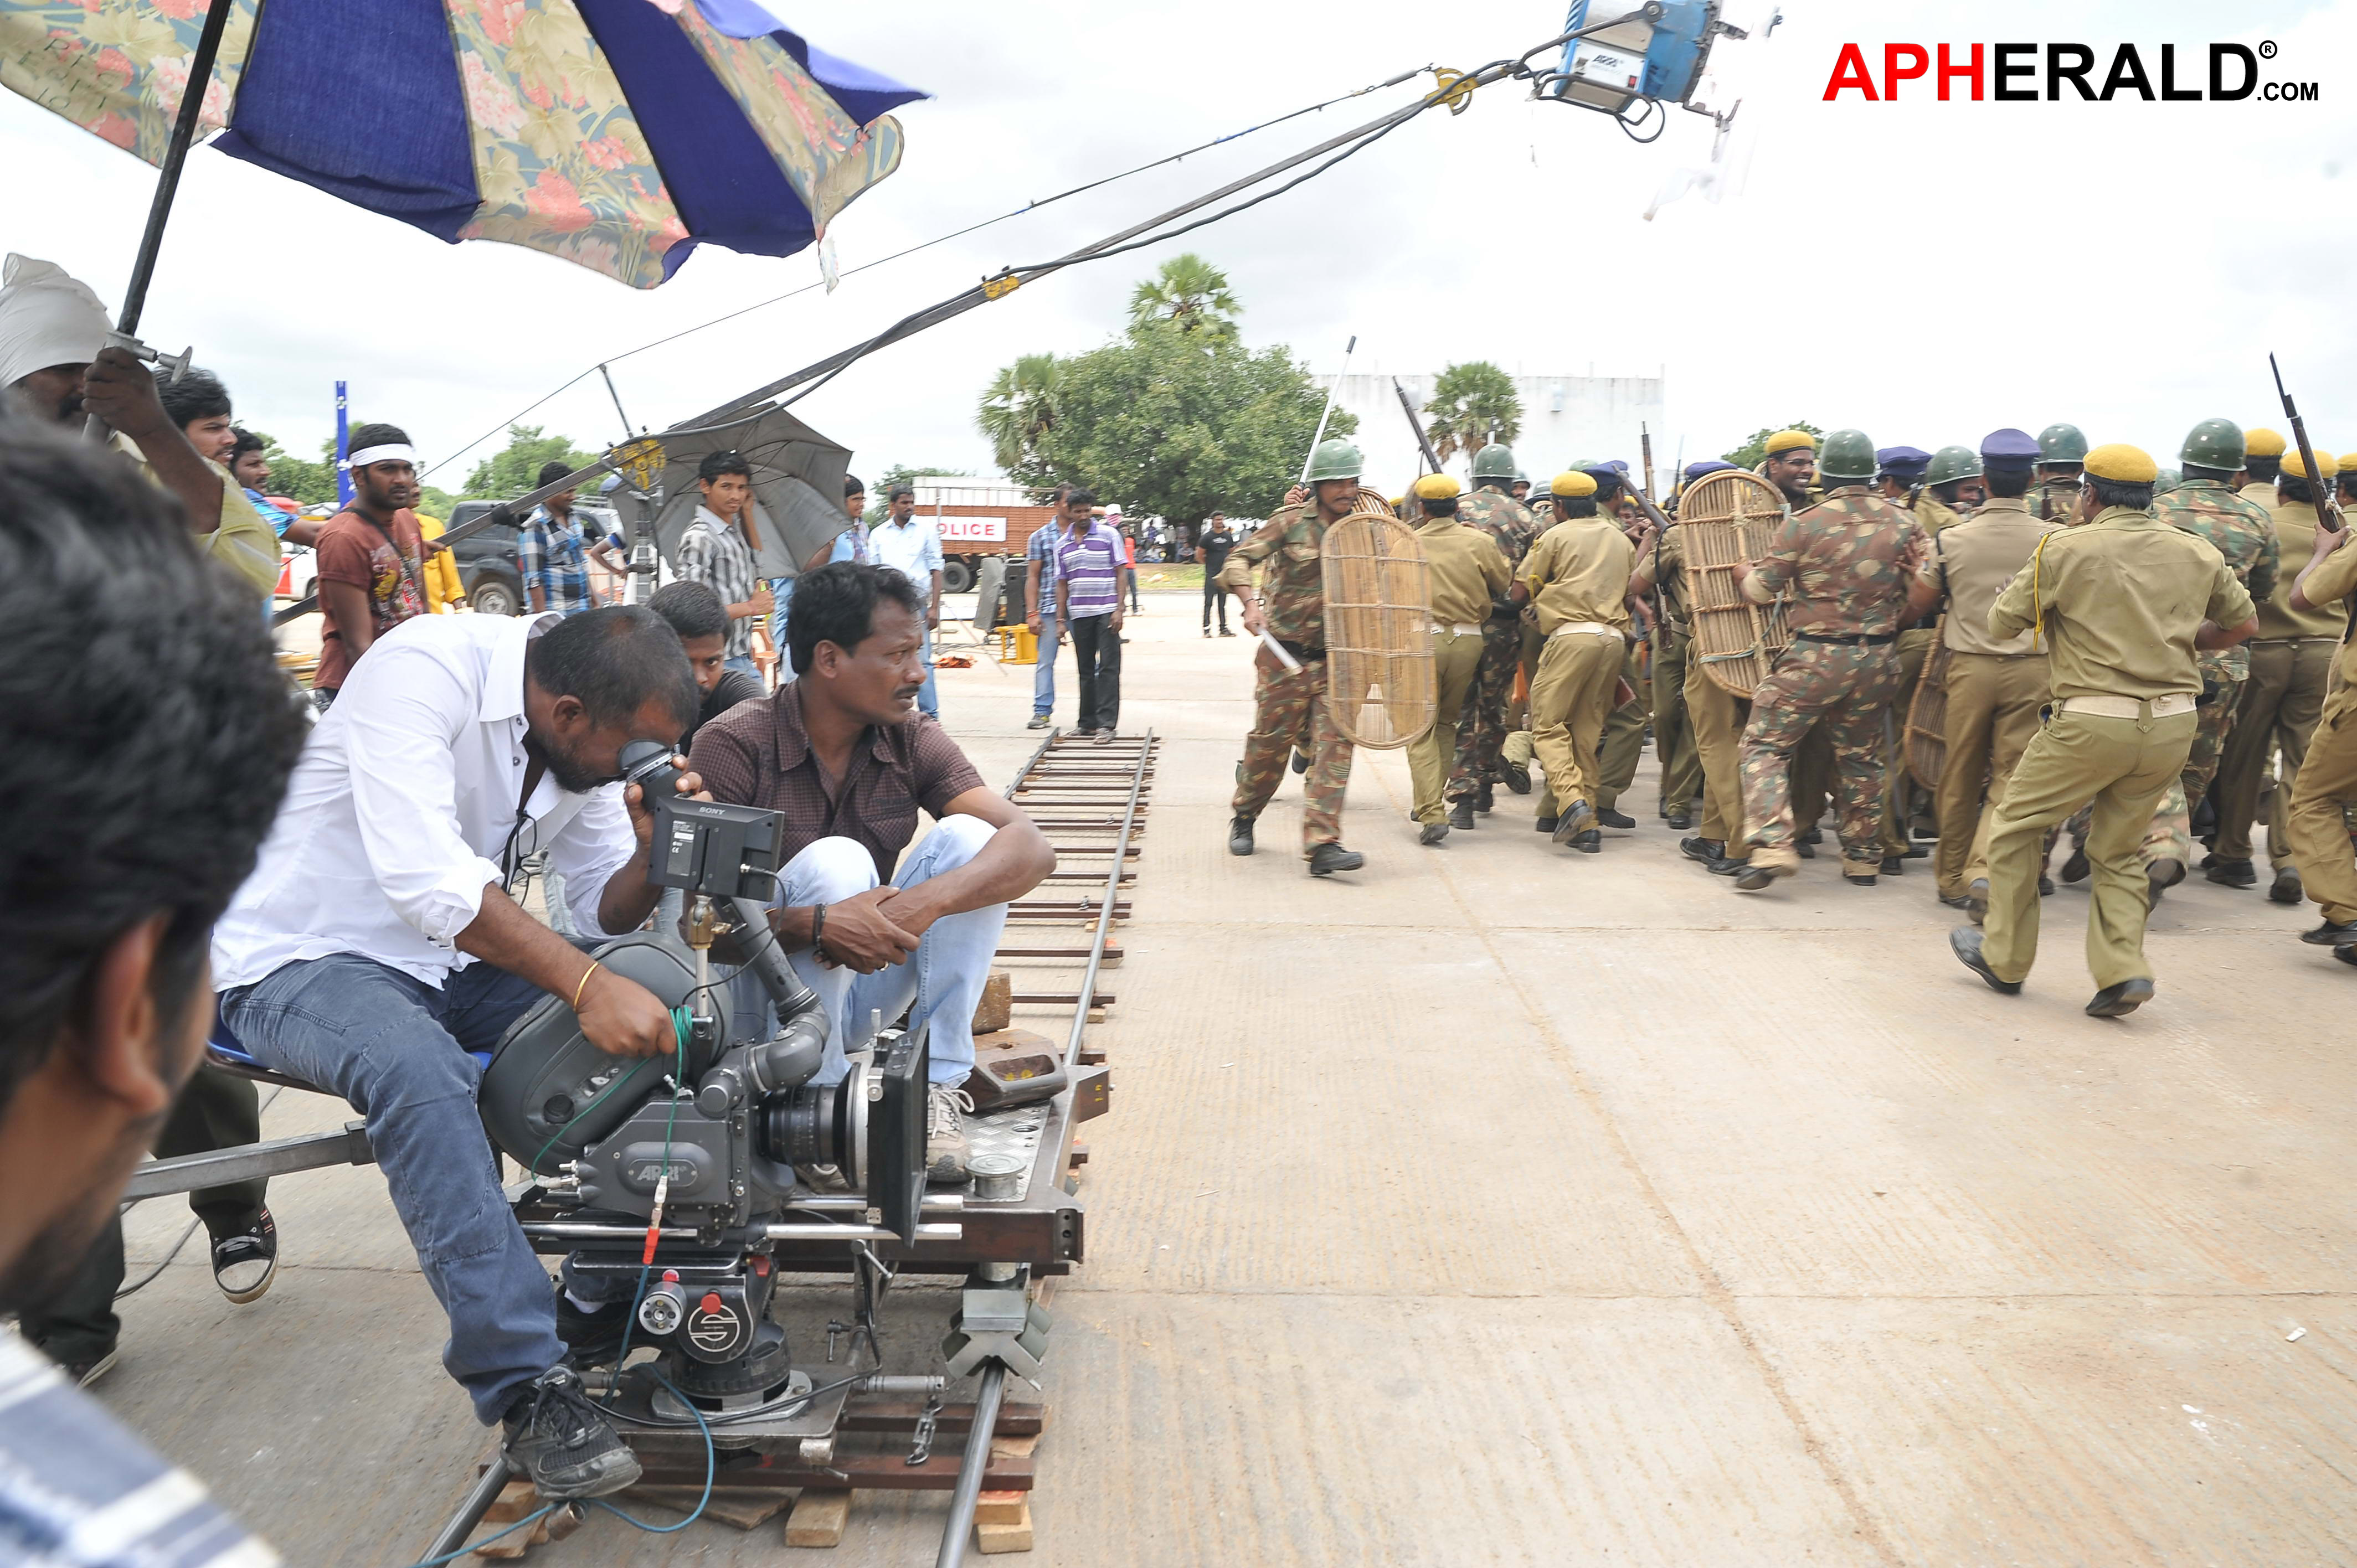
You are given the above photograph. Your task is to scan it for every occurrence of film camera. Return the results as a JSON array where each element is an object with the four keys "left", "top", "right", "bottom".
[{"left": 477, "top": 741, "right": 933, "bottom": 1410}]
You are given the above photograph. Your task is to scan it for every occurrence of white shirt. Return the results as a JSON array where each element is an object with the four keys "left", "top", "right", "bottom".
[
  {"left": 870, "top": 514, "right": 945, "bottom": 605},
  {"left": 213, "top": 614, "right": 637, "bottom": 991}
]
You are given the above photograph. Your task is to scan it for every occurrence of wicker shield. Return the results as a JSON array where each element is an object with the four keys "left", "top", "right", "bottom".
[
  {"left": 1904, "top": 622, "right": 1952, "bottom": 791},
  {"left": 1681, "top": 470, "right": 1793, "bottom": 698},
  {"left": 1320, "top": 507, "right": 1435, "bottom": 750}
]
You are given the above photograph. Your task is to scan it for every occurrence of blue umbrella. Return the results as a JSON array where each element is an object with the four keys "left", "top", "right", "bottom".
[{"left": 0, "top": 0, "right": 926, "bottom": 335}]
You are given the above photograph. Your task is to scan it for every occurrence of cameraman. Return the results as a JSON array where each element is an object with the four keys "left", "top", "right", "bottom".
[
  {"left": 0, "top": 420, "right": 303, "bottom": 1556},
  {"left": 209, "top": 606, "right": 704, "bottom": 1500},
  {"left": 689, "top": 563, "right": 1056, "bottom": 1184}
]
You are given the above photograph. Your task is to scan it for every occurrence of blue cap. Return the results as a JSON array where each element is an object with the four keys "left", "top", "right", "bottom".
[
  {"left": 1684, "top": 460, "right": 1736, "bottom": 481},
  {"left": 1875, "top": 446, "right": 1932, "bottom": 479},
  {"left": 1980, "top": 427, "right": 2041, "bottom": 470}
]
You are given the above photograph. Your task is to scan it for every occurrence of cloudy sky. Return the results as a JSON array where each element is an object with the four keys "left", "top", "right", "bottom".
[{"left": 8, "top": 0, "right": 2354, "bottom": 493}]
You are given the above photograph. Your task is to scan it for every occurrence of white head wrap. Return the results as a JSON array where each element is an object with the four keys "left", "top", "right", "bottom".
[{"left": 0, "top": 254, "right": 111, "bottom": 389}]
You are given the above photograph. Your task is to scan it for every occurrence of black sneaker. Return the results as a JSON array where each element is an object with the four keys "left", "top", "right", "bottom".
[
  {"left": 1308, "top": 843, "right": 1365, "bottom": 877},
  {"left": 554, "top": 1283, "right": 629, "bottom": 1370},
  {"left": 1228, "top": 817, "right": 1255, "bottom": 857},
  {"left": 57, "top": 1350, "right": 118, "bottom": 1389},
  {"left": 1596, "top": 808, "right": 1636, "bottom": 830},
  {"left": 211, "top": 1208, "right": 277, "bottom": 1305},
  {"left": 502, "top": 1366, "right": 642, "bottom": 1500}
]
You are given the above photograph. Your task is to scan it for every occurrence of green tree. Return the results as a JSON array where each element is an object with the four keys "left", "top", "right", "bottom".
[
  {"left": 1722, "top": 421, "right": 1824, "bottom": 471},
  {"left": 1423, "top": 362, "right": 1521, "bottom": 464},
  {"left": 462, "top": 424, "right": 600, "bottom": 499},
  {"left": 975, "top": 354, "right": 1063, "bottom": 484},
  {"left": 1027, "top": 322, "right": 1354, "bottom": 532},
  {"left": 1126, "top": 253, "right": 1240, "bottom": 344}
]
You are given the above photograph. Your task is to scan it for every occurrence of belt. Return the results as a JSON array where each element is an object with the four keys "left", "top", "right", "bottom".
[
  {"left": 1277, "top": 638, "right": 1326, "bottom": 663},
  {"left": 2055, "top": 692, "right": 2198, "bottom": 720},
  {"left": 1550, "top": 622, "right": 1622, "bottom": 639},
  {"left": 1792, "top": 631, "right": 1898, "bottom": 646},
  {"left": 2247, "top": 636, "right": 2343, "bottom": 645},
  {"left": 1434, "top": 622, "right": 1484, "bottom": 637}
]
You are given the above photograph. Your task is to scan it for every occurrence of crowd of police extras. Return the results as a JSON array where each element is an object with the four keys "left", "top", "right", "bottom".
[{"left": 1211, "top": 422, "right": 2357, "bottom": 1019}]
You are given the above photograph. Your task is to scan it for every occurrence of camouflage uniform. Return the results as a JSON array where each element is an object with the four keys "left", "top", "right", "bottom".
[
  {"left": 2029, "top": 474, "right": 2083, "bottom": 524},
  {"left": 1629, "top": 525, "right": 1704, "bottom": 818},
  {"left": 1737, "top": 486, "right": 1929, "bottom": 872},
  {"left": 2137, "top": 478, "right": 2279, "bottom": 866},
  {"left": 1221, "top": 502, "right": 1354, "bottom": 854},
  {"left": 1448, "top": 484, "right": 1542, "bottom": 800}
]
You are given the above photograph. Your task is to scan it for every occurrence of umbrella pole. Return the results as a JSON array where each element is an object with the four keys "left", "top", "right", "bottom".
[{"left": 112, "top": 0, "right": 237, "bottom": 337}]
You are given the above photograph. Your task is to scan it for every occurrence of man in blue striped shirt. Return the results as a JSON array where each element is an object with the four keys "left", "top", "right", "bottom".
[
  {"left": 1023, "top": 483, "right": 1075, "bottom": 729},
  {"left": 1053, "top": 486, "right": 1125, "bottom": 739}
]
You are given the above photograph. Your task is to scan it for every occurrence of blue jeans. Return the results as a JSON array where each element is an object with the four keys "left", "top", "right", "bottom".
[
  {"left": 222, "top": 956, "right": 559, "bottom": 1424},
  {"left": 731, "top": 817, "right": 1005, "bottom": 1086},
  {"left": 1032, "top": 611, "right": 1059, "bottom": 717},
  {"left": 724, "top": 653, "right": 761, "bottom": 682},
  {"left": 918, "top": 628, "right": 939, "bottom": 719}
]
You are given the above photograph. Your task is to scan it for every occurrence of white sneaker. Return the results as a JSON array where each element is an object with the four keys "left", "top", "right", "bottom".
[{"left": 925, "top": 1085, "right": 975, "bottom": 1185}]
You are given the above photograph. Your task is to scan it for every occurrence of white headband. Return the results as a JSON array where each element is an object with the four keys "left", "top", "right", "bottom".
[{"left": 347, "top": 443, "right": 417, "bottom": 469}]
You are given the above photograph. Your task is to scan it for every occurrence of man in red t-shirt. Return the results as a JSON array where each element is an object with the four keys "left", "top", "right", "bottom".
[{"left": 312, "top": 421, "right": 430, "bottom": 710}]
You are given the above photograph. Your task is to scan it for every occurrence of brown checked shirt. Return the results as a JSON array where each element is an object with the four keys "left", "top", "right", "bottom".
[{"left": 689, "top": 683, "right": 984, "bottom": 881}]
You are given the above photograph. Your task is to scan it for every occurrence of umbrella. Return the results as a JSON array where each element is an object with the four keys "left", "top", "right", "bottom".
[
  {"left": 0, "top": 0, "right": 925, "bottom": 338},
  {"left": 648, "top": 401, "right": 852, "bottom": 578}
]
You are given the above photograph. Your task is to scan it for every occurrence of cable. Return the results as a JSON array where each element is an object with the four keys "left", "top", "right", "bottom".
[
  {"left": 418, "top": 63, "right": 1437, "bottom": 479},
  {"left": 588, "top": 1371, "right": 714, "bottom": 1532},
  {"left": 400, "top": 1505, "right": 557, "bottom": 1568}
]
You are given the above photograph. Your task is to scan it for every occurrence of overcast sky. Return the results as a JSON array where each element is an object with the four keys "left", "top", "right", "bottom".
[{"left": 8, "top": 0, "right": 2354, "bottom": 494}]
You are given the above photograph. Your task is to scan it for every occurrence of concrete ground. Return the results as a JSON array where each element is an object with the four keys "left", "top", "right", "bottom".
[{"left": 96, "top": 591, "right": 2357, "bottom": 1565}]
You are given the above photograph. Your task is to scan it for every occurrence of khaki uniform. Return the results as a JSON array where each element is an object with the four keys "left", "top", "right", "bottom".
[
  {"left": 1406, "top": 517, "right": 1512, "bottom": 825},
  {"left": 1919, "top": 498, "right": 2058, "bottom": 897},
  {"left": 1646, "top": 524, "right": 1752, "bottom": 855},
  {"left": 2214, "top": 496, "right": 2349, "bottom": 870},
  {"left": 2283, "top": 533, "right": 2357, "bottom": 923},
  {"left": 1221, "top": 502, "right": 1354, "bottom": 854},
  {"left": 1915, "top": 492, "right": 1972, "bottom": 537},
  {"left": 1450, "top": 486, "right": 1543, "bottom": 797},
  {"left": 1978, "top": 507, "right": 2256, "bottom": 989},
  {"left": 1521, "top": 518, "right": 1636, "bottom": 817},
  {"left": 1629, "top": 527, "right": 1702, "bottom": 814},
  {"left": 2239, "top": 478, "right": 2281, "bottom": 510}
]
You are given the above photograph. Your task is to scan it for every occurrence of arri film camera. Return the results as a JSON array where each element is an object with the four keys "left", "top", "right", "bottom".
[{"left": 476, "top": 741, "right": 942, "bottom": 1415}]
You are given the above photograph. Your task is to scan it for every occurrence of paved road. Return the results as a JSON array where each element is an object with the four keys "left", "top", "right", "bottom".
[{"left": 97, "top": 597, "right": 2357, "bottom": 1564}]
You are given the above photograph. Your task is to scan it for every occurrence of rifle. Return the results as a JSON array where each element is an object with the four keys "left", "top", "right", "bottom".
[
  {"left": 1393, "top": 378, "right": 1444, "bottom": 474},
  {"left": 1641, "top": 424, "right": 1655, "bottom": 500},
  {"left": 2271, "top": 353, "right": 2344, "bottom": 534}
]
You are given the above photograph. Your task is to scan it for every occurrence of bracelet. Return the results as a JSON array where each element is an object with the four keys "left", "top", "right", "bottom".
[
  {"left": 572, "top": 960, "right": 601, "bottom": 1012},
  {"left": 811, "top": 903, "right": 828, "bottom": 961}
]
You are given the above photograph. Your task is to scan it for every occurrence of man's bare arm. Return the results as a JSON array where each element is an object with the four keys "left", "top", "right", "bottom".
[
  {"left": 2196, "top": 615, "right": 2260, "bottom": 651},
  {"left": 321, "top": 579, "right": 378, "bottom": 658},
  {"left": 81, "top": 348, "right": 222, "bottom": 534},
  {"left": 455, "top": 885, "right": 676, "bottom": 1057},
  {"left": 880, "top": 790, "right": 1055, "bottom": 938}
]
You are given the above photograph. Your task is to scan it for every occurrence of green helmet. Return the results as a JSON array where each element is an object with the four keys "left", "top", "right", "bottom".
[
  {"left": 2037, "top": 423, "right": 2089, "bottom": 466},
  {"left": 1926, "top": 445, "right": 1984, "bottom": 487},
  {"left": 1304, "top": 438, "right": 1363, "bottom": 483},
  {"left": 2154, "top": 466, "right": 2184, "bottom": 496},
  {"left": 1471, "top": 443, "right": 1519, "bottom": 481},
  {"left": 1818, "top": 429, "right": 1877, "bottom": 481},
  {"left": 2179, "top": 418, "right": 2247, "bottom": 474}
]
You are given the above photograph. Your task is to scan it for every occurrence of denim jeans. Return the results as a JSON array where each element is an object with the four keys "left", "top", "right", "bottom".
[
  {"left": 222, "top": 955, "right": 560, "bottom": 1424},
  {"left": 918, "top": 627, "right": 939, "bottom": 719},
  {"left": 724, "top": 653, "right": 761, "bottom": 682},
  {"left": 730, "top": 817, "right": 1005, "bottom": 1086},
  {"left": 1032, "top": 611, "right": 1059, "bottom": 717}
]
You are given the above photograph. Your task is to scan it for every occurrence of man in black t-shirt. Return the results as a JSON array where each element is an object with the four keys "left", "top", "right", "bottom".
[
  {"left": 650, "top": 580, "right": 768, "bottom": 748},
  {"left": 1197, "top": 512, "right": 1237, "bottom": 636}
]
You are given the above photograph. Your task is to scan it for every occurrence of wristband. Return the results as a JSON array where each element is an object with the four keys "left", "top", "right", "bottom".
[
  {"left": 572, "top": 960, "right": 601, "bottom": 1011},
  {"left": 811, "top": 903, "right": 827, "bottom": 961}
]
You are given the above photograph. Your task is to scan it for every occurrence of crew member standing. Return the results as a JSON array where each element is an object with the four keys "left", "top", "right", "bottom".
[
  {"left": 1921, "top": 432, "right": 2060, "bottom": 917},
  {"left": 1517, "top": 473, "right": 1637, "bottom": 853},
  {"left": 2143, "top": 421, "right": 2279, "bottom": 900},
  {"left": 1404, "top": 475, "right": 1510, "bottom": 844},
  {"left": 2278, "top": 505, "right": 2357, "bottom": 957},
  {"left": 1951, "top": 445, "right": 2257, "bottom": 1017},
  {"left": 1729, "top": 430, "right": 1935, "bottom": 890},
  {"left": 1449, "top": 444, "right": 1542, "bottom": 817},
  {"left": 2210, "top": 450, "right": 2346, "bottom": 897},
  {"left": 1222, "top": 439, "right": 1368, "bottom": 876}
]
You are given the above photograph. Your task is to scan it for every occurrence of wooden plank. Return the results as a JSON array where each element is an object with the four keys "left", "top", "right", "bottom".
[
  {"left": 784, "top": 1489, "right": 851, "bottom": 1548},
  {"left": 482, "top": 1481, "right": 539, "bottom": 1525},
  {"left": 621, "top": 1486, "right": 791, "bottom": 1530},
  {"left": 975, "top": 1490, "right": 1029, "bottom": 1525},
  {"left": 977, "top": 1502, "right": 1036, "bottom": 1555}
]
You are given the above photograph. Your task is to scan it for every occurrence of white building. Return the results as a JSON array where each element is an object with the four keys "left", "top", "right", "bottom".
[{"left": 1318, "top": 372, "right": 1670, "bottom": 501}]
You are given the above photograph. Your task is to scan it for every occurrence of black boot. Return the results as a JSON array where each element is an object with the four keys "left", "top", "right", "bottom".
[
  {"left": 1228, "top": 817, "right": 1255, "bottom": 856},
  {"left": 1680, "top": 835, "right": 1725, "bottom": 865},
  {"left": 1448, "top": 799, "right": 1476, "bottom": 831},
  {"left": 1308, "top": 843, "right": 1365, "bottom": 877}
]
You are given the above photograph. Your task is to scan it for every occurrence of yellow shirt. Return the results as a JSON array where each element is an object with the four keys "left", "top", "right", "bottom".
[
  {"left": 2254, "top": 500, "right": 2351, "bottom": 641},
  {"left": 1990, "top": 506, "right": 2255, "bottom": 702},
  {"left": 2238, "top": 479, "right": 2279, "bottom": 511},
  {"left": 1927, "top": 498, "right": 2057, "bottom": 657},
  {"left": 1520, "top": 517, "right": 1635, "bottom": 636},
  {"left": 1413, "top": 518, "right": 1511, "bottom": 628},
  {"left": 415, "top": 513, "right": 466, "bottom": 612},
  {"left": 116, "top": 435, "right": 280, "bottom": 599}
]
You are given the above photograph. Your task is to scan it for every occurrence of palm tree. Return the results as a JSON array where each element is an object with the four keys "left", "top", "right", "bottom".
[
  {"left": 1127, "top": 254, "right": 1241, "bottom": 342},
  {"left": 976, "top": 353, "right": 1063, "bottom": 476},
  {"left": 1422, "top": 361, "right": 1523, "bottom": 465}
]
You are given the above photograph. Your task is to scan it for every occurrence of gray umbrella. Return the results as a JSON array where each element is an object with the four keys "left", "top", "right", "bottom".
[{"left": 651, "top": 403, "right": 854, "bottom": 579}]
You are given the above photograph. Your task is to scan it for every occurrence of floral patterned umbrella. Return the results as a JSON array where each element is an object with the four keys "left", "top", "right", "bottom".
[{"left": 0, "top": 0, "right": 924, "bottom": 308}]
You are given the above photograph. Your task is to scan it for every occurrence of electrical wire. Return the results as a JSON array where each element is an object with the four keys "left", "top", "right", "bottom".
[{"left": 418, "top": 63, "right": 1436, "bottom": 480}]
